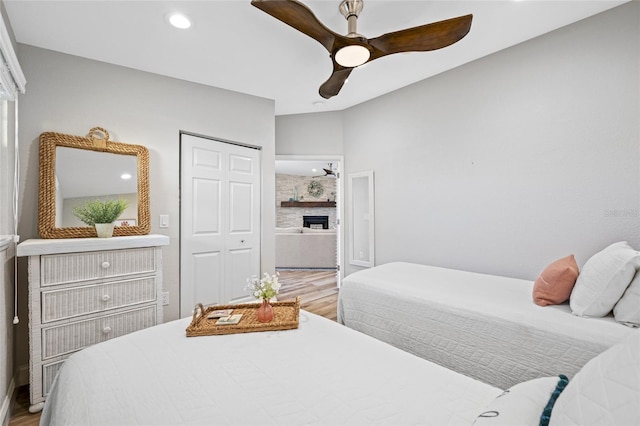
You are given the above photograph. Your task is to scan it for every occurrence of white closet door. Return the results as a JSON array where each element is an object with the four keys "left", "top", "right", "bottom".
[{"left": 180, "top": 134, "right": 261, "bottom": 316}]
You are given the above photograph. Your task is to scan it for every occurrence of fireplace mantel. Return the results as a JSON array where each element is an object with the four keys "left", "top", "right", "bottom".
[{"left": 280, "top": 201, "right": 336, "bottom": 208}]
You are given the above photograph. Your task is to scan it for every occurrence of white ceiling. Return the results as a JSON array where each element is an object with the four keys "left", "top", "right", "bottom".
[{"left": 3, "top": 0, "right": 628, "bottom": 116}]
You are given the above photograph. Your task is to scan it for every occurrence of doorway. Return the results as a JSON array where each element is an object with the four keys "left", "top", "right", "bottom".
[
  {"left": 180, "top": 132, "right": 261, "bottom": 316},
  {"left": 275, "top": 155, "right": 343, "bottom": 288}
]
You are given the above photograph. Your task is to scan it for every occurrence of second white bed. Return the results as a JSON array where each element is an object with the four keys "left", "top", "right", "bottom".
[{"left": 338, "top": 262, "right": 635, "bottom": 389}]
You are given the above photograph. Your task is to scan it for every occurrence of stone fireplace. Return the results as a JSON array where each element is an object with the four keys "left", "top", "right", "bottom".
[{"left": 276, "top": 173, "right": 337, "bottom": 229}]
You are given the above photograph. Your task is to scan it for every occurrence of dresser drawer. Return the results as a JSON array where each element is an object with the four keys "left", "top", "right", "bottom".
[
  {"left": 42, "top": 306, "right": 157, "bottom": 359},
  {"left": 42, "top": 360, "right": 65, "bottom": 397},
  {"left": 41, "top": 277, "right": 157, "bottom": 323},
  {"left": 41, "top": 247, "right": 156, "bottom": 286}
]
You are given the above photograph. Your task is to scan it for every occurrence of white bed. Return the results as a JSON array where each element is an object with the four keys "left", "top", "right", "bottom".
[
  {"left": 41, "top": 310, "right": 502, "bottom": 426},
  {"left": 338, "top": 262, "right": 635, "bottom": 390}
]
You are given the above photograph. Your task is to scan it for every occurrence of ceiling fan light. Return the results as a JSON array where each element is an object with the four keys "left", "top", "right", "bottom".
[{"left": 335, "top": 45, "right": 370, "bottom": 67}]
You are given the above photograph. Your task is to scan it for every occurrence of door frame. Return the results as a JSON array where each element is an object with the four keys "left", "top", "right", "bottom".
[
  {"left": 179, "top": 131, "right": 262, "bottom": 316},
  {"left": 275, "top": 154, "right": 344, "bottom": 287}
]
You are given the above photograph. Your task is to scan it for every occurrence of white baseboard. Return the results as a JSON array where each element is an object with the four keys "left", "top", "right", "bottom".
[
  {"left": 16, "top": 364, "right": 28, "bottom": 388},
  {"left": 1, "top": 378, "right": 15, "bottom": 426}
]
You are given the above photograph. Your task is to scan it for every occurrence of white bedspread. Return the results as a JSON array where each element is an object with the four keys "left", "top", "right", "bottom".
[
  {"left": 338, "top": 262, "right": 635, "bottom": 390},
  {"left": 41, "top": 310, "right": 501, "bottom": 426}
]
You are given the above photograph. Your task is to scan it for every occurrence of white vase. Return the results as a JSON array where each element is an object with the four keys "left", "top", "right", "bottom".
[{"left": 95, "top": 223, "right": 115, "bottom": 238}]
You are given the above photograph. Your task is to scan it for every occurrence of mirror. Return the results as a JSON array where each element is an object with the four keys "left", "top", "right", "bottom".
[
  {"left": 349, "top": 170, "right": 374, "bottom": 267},
  {"left": 38, "top": 127, "right": 150, "bottom": 238},
  {"left": 56, "top": 147, "right": 139, "bottom": 227}
]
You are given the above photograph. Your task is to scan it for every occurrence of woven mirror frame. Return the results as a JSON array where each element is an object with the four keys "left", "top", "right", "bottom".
[{"left": 38, "top": 127, "right": 151, "bottom": 238}]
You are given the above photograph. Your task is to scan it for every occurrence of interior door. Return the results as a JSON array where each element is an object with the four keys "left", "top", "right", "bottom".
[{"left": 180, "top": 133, "right": 261, "bottom": 316}]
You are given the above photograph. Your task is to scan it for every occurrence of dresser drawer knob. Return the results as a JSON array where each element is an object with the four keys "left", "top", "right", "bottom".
[
  {"left": 102, "top": 326, "right": 112, "bottom": 334},
  {"left": 101, "top": 261, "right": 111, "bottom": 269},
  {"left": 101, "top": 294, "right": 111, "bottom": 302}
]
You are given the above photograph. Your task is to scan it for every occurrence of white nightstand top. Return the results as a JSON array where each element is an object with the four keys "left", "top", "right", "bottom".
[{"left": 17, "top": 234, "right": 170, "bottom": 257}]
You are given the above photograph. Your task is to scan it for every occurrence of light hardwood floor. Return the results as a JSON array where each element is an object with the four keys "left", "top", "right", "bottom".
[
  {"left": 276, "top": 269, "right": 339, "bottom": 321},
  {"left": 8, "top": 269, "right": 338, "bottom": 426}
]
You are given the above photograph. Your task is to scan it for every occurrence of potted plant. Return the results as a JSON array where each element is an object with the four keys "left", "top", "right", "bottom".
[{"left": 73, "top": 199, "right": 128, "bottom": 238}]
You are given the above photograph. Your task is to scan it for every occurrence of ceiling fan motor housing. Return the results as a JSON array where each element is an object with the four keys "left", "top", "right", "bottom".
[
  {"left": 334, "top": 0, "right": 371, "bottom": 67},
  {"left": 339, "top": 0, "right": 363, "bottom": 19},
  {"left": 339, "top": 0, "right": 364, "bottom": 37}
]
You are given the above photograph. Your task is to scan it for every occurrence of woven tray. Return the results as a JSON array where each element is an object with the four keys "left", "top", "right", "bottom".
[{"left": 185, "top": 297, "right": 300, "bottom": 337}]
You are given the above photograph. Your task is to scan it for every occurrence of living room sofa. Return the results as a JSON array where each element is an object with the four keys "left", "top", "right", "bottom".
[{"left": 275, "top": 227, "right": 337, "bottom": 269}]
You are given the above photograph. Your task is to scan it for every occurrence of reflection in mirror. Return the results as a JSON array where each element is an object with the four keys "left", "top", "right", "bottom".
[
  {"left": 38, "top": 128, "right": 150, "bottom": 238},
  {"left": 349, "top": 171, "right": 375, "bottom": 267},
  {"left": 56, "top": 147, "right": 139, "bottom": 227}
]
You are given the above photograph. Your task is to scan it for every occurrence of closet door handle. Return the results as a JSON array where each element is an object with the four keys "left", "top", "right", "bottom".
[
  {"left": 101, "top": 261, "right": 111, "bottom": 269},
  {"left": 101, "top": 294, "right": 111, "bottom": 302},
  {"left": 102, "top": 326, "right": 112, "bottom": 335}
]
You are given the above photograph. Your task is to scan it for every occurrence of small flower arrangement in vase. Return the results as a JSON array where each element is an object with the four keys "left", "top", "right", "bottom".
[
  {"left": 73, "top": 199, "right": 128, "bottom": 238},
  {"left": 246, "top": 272, "right": 280, "bottom": 323}
]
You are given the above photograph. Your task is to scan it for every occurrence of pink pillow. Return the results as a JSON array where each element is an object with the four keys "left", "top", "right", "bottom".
[{"left": 533, "top": 255, "right": 579, "bottom": 306}]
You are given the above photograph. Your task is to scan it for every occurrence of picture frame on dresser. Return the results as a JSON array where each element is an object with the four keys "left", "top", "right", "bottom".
[{"left": 16, "top": 234, "right": 169, "bottom": 413}]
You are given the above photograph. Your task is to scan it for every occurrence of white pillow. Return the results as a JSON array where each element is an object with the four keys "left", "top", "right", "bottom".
[
  {"left": 570, "top": 242, "right": 640, "bottom": 317},
  {"left": 473, "top": 377, "right": 560, "bottom": 425},
  {"left": 613, "top": 271, "right": 640, "bottom": 327},
  {"left": 550, "top": 332, "right": 640, "bottom": 426}
]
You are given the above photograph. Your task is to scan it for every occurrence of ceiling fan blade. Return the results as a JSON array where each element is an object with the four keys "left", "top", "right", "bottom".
[
  {"left": 368, "top": 14, "right": 473, "bottom": 61},
  {"left": 251, "top": 0, "right": 340, "bottom": 52},
  {"left": 319, "top": 61, "right": 353, "bottom": 99}
]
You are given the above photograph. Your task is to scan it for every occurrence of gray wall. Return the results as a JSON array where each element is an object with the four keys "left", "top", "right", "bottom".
[
  {"left": 341, "top": 2, "right": 639, "bottom": 278},
  {"left": 275, "top": 3, "right": 639, "bottom": 280},
  {"left": 276, "top": 111, "right": 343, "bottom": 155},
  {"left": 15, "top": 45, "right": 275, "bottom": 381}
]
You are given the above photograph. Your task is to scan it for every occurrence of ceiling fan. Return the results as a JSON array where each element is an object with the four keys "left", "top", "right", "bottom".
[
  {"left": 251, "top": 0, "right": 473, "bottom": 99},
  {"left": 313, "top": 163, "right": 336, "bottom": 178}
]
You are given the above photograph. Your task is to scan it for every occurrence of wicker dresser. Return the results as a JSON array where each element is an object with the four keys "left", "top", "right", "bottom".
[{"left": 17, "top": 234, "right": 169, "bottom": 413}]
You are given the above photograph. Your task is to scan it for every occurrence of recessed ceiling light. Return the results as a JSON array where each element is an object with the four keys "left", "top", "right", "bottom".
[
  {"left": 312, "top": 168, "right": 317, "bottom": 172},
  {"left": 168, "top": 13, "right": 191, "bottom": 29},
  {"left": 121, "top": 173, "right": 132, "bottom": 180},
  {"left": 312, "top": 100, "right": 325, "bottom": 106}
]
